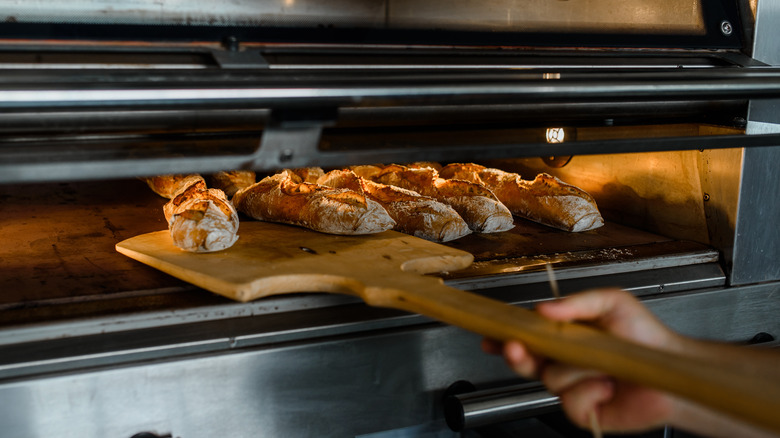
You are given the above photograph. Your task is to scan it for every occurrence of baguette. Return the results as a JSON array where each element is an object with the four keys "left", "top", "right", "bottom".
[
  {"left": 406, "top": 161, "right": 443, "bottom": 171},
  {"left": 439, "top": 163, "right": 604, "bottom": 232},
  {"left": 209, "top": 170, "right": 256, "bottom": 198},
  {"left": 162, "top": 180, "right": 239, "bottom": 252},
  {"left": 318, "top": 169, "right": 471, "bottom": 242},
  {"left": 233, "top": 170, "right": 395, "bottom": 235},
  {"left": 289, "top": 167, "right": 325, "bottom": 184},
  {"left": 142, "top": 174, "right": 205, "bottom": 199},
  {"left": 371, "top": 164, "right": 514, "bottom": 233},
  {"left": 347, "top": 164, "right": 384, "bottom": 180}
]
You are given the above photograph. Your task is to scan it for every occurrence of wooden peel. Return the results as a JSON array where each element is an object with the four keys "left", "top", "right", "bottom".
[{"left": 116, "top": 221, "right": 780, "bottom": 435}]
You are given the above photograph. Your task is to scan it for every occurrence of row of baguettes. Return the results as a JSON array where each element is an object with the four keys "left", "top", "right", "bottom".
[{"left": 141, "top": 163, "right": 603, "bottom": 252}]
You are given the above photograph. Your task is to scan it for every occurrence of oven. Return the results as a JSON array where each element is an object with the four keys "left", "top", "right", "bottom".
[{"left": 1, "top": 1, "right": 779, "bottom": 437}]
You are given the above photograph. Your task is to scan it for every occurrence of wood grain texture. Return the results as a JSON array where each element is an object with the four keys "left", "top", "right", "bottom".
[
  {"left": 116, "top": 221, "right": 474, "bottom": 303},
  {"left": 117, "top": 221, "right": 780, "bottom": 435}
]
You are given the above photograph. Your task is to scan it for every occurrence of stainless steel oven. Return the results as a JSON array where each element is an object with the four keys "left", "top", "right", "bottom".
[{"left": 1, "top": 1, "right": 779, "bottom": 437}]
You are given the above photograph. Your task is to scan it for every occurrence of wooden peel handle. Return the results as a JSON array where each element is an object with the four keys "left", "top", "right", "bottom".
[{"left": 361, "top": 279, "right": 780, "bottom": 435}]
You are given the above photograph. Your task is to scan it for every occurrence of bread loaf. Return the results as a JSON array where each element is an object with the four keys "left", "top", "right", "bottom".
[
  {"left": 347, "top": 164, "right": 384, "bottom": 180},
  {"left": 407, "top": 161, "right": 443, "bottom": 171},
  {"left": 233, "top": 170, "right": 395, "bottom": 235},
  {"left": 289, "top": 167, "right": 326, "bottom": 183},
  {"left": 142, "top": 174, "right": 205, "bottom": 199},
  {"left": 162, "top": 181, "right": 239, "bottom": 252},
  {"left": 439, "top": 163, "right": 604, "bottom": 232},
  {"left": 209, "top": 170, "right": 256, "bottom": 198},
  {"left": 370, "top": 164, "right": 514, "bottom": 233},
  {"left": 318, "top": 169, "right": 471, "bottom": 242}
]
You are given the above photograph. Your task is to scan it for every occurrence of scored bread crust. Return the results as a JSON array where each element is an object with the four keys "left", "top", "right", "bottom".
[
  {"left": 162, "top": 181, "right": 239, "bottom": 252},
  {"left": 369, "top": 164, "right": 514, "bottom": 233},
  {"left": 317, "top": 169, "right": 471, "bottom": 242},
  {"left": 439, "top": 163, "right": 604, "bottom": 232},
  {"left": 289, "top": 167, "right": 326, "bottom": 183},
  {"left": 233, "top": 171, "right": 395, "bottom": 235},
  {"left": 347, "top": 164, "right": 384, "bottom": 180},
  {"left": 208, "top": 170, "right": 256, "bottom": 198},
  {"left": 142, "top": 174, "right": 205, "bottom": 199}
]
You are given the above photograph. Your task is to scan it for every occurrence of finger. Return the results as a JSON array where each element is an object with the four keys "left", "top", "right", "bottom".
[
  {"left": 541, "top": 362, "right": 608, "bottom": 395},
  {"left": 536, "top": 288, "right": 628, "bottom": 324},
  {"left": 503, "top": 341, "right": 545, "bottom": 380},
  {"left": 558, "top": 377, "right": 615, "bottom": 430}
]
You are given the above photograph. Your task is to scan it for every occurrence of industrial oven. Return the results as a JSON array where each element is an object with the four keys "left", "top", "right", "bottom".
[{"left": 1, "top": 0, "right": 779, "bottom": 437}]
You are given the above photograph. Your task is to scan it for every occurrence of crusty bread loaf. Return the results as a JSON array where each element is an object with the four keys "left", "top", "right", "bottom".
[
  {"left": 233, "top": 170, "right": 395, "bottom": 235},
  {"left": 162, "top": 181, "right": 239, "bottom": 252},
  {"left": 289, "top": 167, "right": 326, "bottom": 183},
  {"left": 209, "top": 170, "right": 256, "bottom": 198},
  {"left": 318, "top": 169, "right": 471, "bottom": 242},
  {"left": 407, "top": 161, "right": 443, "bottom": 171},
  {"left": 142, "top": 174, "right": 205, "bottom": 199},
  {"left": 347, "top": 164, "right": 384, "bottom": 180},
  {"left": 370, "top": 164, "right": 514, "bottom": 233},
  {"left": 439, "top": 163, "right": 604, "bottom": 232}
]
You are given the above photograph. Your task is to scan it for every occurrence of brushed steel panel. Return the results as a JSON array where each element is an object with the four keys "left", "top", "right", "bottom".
[
  {"left": 0, "top": 0, "right": 387, "bottom": 27},
  {"left": 736, "top": 0, "right": 780, "bottom": 284},
  {"left": 753, "top": 0, "right": 780, "bottom": 65},
  {"left": 0, "top": 324, "right": 513, "bottom": 438},
  {"left": 0, "top": 283, "right": 776, "bottom": 437},
  {"left": 389, "top": 0, "right": 705, "bottom": 34}
]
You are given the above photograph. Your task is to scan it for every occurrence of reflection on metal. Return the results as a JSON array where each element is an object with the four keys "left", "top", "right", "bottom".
[
  {"left": 444, "top": 383, "right": 559, "bottom": 431},
  {"left": 0, "top": 284, "right": 776, "bottom": 437},
  {"left": 733, "top": 0, "right": 780, "bottom": 285},
  {"left": 541, "top": 155, "right": 572, "bottom": 168},
  {"left": 0, "top": 0, "right": 706, "bottom": 34},
  {"left": 391, "top": 0, "right": 705, "bottom": 34}
]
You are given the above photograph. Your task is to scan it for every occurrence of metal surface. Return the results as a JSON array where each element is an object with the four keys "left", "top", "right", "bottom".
[
  {"left": 0, "top": 1, "right": 776, "bottom": 436},
  {"left": 0, "top": 0, "right": 388, "bottom": 27},
  {"left": 2, "top": 69, "right": 780, "bottom": 110},
  {"left": 752, "top": 0, "right": 780, "bottom": 66},
  {"left": 444, "top": 384, "right": 559, "bottom": 431},
  {"left": 731, "top": 0, "right": 780, "bottom": 285},
  {"left": 0, "top": 262, "right": 725, "bottom": 380},
  {"left": 5, "top": 132, "right": 780, "bottom": 184},
  {"left": 730, "top": 135, "right": 780, "bottom": 285},
  {"left": 0, "top": 0, "right": 711, "bottom": 34},
  {"left": 0, "top": 284, "right": 777, "bottom": 438},
  {"left": 0, "top": 63, "right": 776, "bottom": 182}
]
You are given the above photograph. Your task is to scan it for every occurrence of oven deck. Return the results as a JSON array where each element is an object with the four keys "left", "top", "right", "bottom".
[{"left": 0, "top": 178, "right": 723, "bottom": 341}]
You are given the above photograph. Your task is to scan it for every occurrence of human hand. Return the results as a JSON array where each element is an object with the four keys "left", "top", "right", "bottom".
[{"left": 482, "top": 288, "right": 685, "bottom": 434}]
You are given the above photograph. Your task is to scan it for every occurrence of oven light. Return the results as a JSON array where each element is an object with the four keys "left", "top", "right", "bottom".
[{"left": 546, "top": 127, "right": 565, "bottom": 144}]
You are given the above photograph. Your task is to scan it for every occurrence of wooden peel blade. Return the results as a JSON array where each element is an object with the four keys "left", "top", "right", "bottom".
[{"left": 116, "top": 222, "right": 780, "bottom": 435}]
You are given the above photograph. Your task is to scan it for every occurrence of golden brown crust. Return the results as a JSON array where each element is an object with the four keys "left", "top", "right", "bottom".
[
  {"left": 406, "top": 161, "right": 443, "bottom": 171},
  {"left": 208, "top": 170, "right": 256, "bottom": 198},
  {"left": 347, "top": 164, "right": 385, "bottom": 180},
  {"left": 318, "top": 169, "right": 471, "bottom": 242},
  {"left": 438, "top": 163, "right": 486, "bottom": 184},
  {"left": 289, "top": 167, "right": 326, "bottom": 183},
  {"left": 233, "top": 171, "right": 395, "bottom": 235},
  {"left": 440, "top": 163, "right": 604, "bottom": 232},
  {"left": 142, "top": 174, "right": 205, "bottom": 199},
  {"left": 369, "top": 164, "right": 514, "bottom": 233},
  {"left": 162, "top": 180, "right": 239, "bottom": 253}
]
